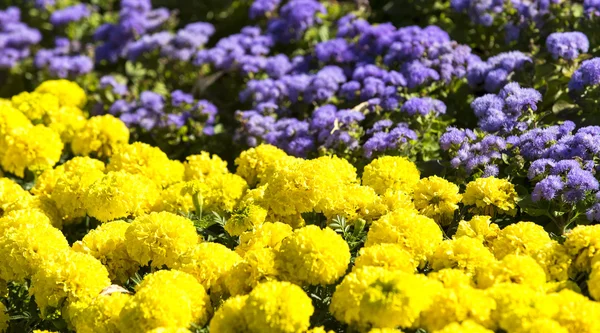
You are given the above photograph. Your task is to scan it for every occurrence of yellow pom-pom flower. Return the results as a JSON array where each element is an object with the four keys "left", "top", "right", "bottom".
[
  {"left": 11, "top": 91, "right": 60, "bottom": 121},
  {"left": 413, "top": 176, "right": 462, "bottom": 225},
  {"left": 430, "top": 237, "right": 496, "bottom": 274},
  {"left": 209, "top": 295, "right": 249, "bottom": 333},
  {"left": 52, "top": 163, "right": 105, "bottom": 222},
  {"left": 1, "top": 125, "right": 63, "bottom": 177},
  {"left": 125, "top": 212, "right": 199, "bottom": 268},
  {"left": 380, "top": 189, "right": 415, "bottom": 212},
  {"left": 490, "top": 221, "right": 552, "bottom": 259},
  {"left": 277, "top": 225, "right": 350, "bottom": 286},
  {"left": 224, "top": 248, "right": 280, "bottom": 296},
  {"left": 462, "top": 177, "right": 517, "bottom": 216},
  {"left": 235, "top": 222, "right": 293, "bottom": 256},
  {"left": 234, "top": 144, "right": 292, "bottom": 187},
  {"left": 71, "top": 115, "right": 130, "bottom": 158},
  {"left": 242, "top": 281, "right": 314, "bottom": 333},
  {"left": 454, "top": 215, "right": 500, "bottom": 246},
  {"left": 531, "top": 241, "right": 572, "bottom": 282},
  {"left": 589, "top": 263, "right": 600, "bottom": 301},
  {"left": 0, "top": 104, "right": 32, "bottom": 160},
  {"left": 146, "top": 328, "right": 192, "bottom": 333},
  {"left": 151, "top": 182, "right": 194, "bottom": 214},
  {"left": 72, "top": 221, "right": 139, "bottom": 284},
  {"left": 428, "top": 268, "right": 474, "bottom": 288},
  {"left": 44, "top": 105, "right": 87, "bottom": 143},
  {"left": 34, "top": 79, "right": 87, "bottom": 107},
  {"left": 118, "top": 270, "right": 211, "bottom": 332},
  {"left": 548, "top": 289, "right": 600, "bottom": 333},
  {"left": 184, "top": 151, "right": 229, "bottom": 181},
  {"left": 321, "top": 184, "right": 387, "bottom": 222},
  {"left": 474, "top": 254, "right": 546, "bottom": 289},
  {"left": 182, "top": 173, "right": 248, "bottom": 213},
  {"left": 225, "top": 204, "right": 268, "bottom": 236},
  {"left": 365, "top": 209, "right": 443, "bottom": 266},
  {"left": 4, "top": 195, "right": 62, "bottom": 229},
  {"left": 354, "top": 243, "right": 417, "bottom": 273},
  {"left": 564, "top": 225, "right": 600, "bottom": 275},
  {"left": 516, "top": 319, "right": 568, "bottom": 333},
  {"left": 107, "top": 142, "right": 184, "bottom": 188},
  {"left": 66, "top": 292, "right": 130, "bottom": 333},
  {"left": 0, "top": 177, "right": 30, "bottom": 212},
  {"left": 431, "top": 321, "right": 494, "bottom": 333},
  {"left": 84, "top": 171, "right": 159, "bottom": 222},
  {"left": 362, "top": 156, "right": 420, "bottom": 195}
]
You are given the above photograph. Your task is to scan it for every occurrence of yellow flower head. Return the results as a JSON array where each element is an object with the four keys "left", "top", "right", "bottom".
[
  {"left": 1, "top": 125, "right": 63, "bottom": 177},
  {"left": 184, "top": 151, "right": 229, "bottom": 181},
  {"left": 427, "top": 268, "right": 474, "bottom": 289},
  {"left": 413, "top": 176, "right": 462, "bottom": 225},
  {"left": 71, "top": 115, "right": 129, "bottom": 158},
  {"left": 182, "top": 173, "right": 248, "bottom": 213},
  {"left": 209, "top": 295, "right": 249, "bottom": 333},
  {"left": 475, "top": 254, "right": 546, "bottom": 289},
  {"left": 462, "top": 177, "right": 517, "bottom": 216},
  {"left": 589, "top": 263, "right": 600, "bottom": 301},
  {"left": 11, "top": 91, "right": 60, "bottom": 121},
  {"left": 365, "top": 209, "right": 443, "bottom": 266},
  {"left": 362, "top": 156, "right": 420, "bottom": 195},
  {"left": 322, "top": 184, "right": 387, "bottom": 222},
  {"left": 515, "top": 319, "right": 568, "bottom": 333},
  {"left": 0, "top": 177, "right": 30, "bottom": 212},
  {"left": 225, "top": 204, "right": 268, "bottom": 236},
  {"left": 4, "top": 194, "right": 62, "bottom": 229},
  {"left": 147, "top": 328, "right": 192, "bottom": 333},
  {"left": 118, "top": 270, "right": 211, "bottom": 332},
  {"left": 72, "top": 221, "right": 140, "bottom": 284},
  {"left": 430, "top": 237, "right": 496, "bottom": 274},
  {"left": 84, "top": 171, "right": 159, "bottom": 222},
  {"left": 455, "top": 215, "right": 500, "bottom": 246},
  {"left": 490, "top": 222, "right": 552, "bottom": 260},
  {"left": 548, "top": 289, "right": 600, "bottom": 333},
  {"left": 35, "top": 79, "right": 87, "bottom": 108},
  {"left": 125, "top": 212, "right": 199, "bottom": 268},
  {"left": 0, "top": 104, "right": 32, "bottom": 160},
  {"left": 242, "top": 281, "right": 314, "bottom": 333},
  {"left": 52, "top": 162, "right": 105, "bottom": 223},
  {"left": 107, "top": 142, "right": 184, "bottom": 188},
  {"left": 234, "top": 144, "right": 293, "bottom": 187},
  {"left": 564, "top": 225, "right": 600, "bottom": 275},
  {"left": 223, "top": 248, "right": 280, "bottom": 296},
  {"left": 235, "top": 221, "right": 293, "bottom": 256},
  {"left": 277, "top": 225, "right": 351, "bottom": 286},
  {"left": 65, "top": 292, "right": 130, "bottom": 333},
  {"left": 531, "top": 241, "right": 572, "bottom": 282},
  {"left": 380, "top": 189, "right": 415, "bottom": 212},
  {"left": 152, "top": 182, "right": 194, "bottom": 214},
  {"left": 354, "top": 243, "right": 417, "bottom": 273},
  {"left": 44, "top": 105, "right": 87, "bottom": 143},
  {"left": 430, "top": 321, "right": 494, "bottom": 333}
]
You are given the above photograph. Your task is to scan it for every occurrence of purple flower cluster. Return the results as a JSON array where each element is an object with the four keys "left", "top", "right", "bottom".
[
  {"left": 568, "top": 57, "right": 600, "bottom": 93},
  {"left": 401, "top": 97, "right": 447, "bottom": 116},
  {"left": 530, "top": 160, "right": 598, "bottom": 204},
  {"left": 584, "top": 0, "right": 600, "bottom": 16},
  {"left": 450, "top": 0, "right": 504, "bottom": 26},
  {"left": 340, "top": 64, "right": 406, "bottom": 111},
  {"left": 100, "top": 75, "right": 128, "bottom": 95},
  {"left": 94, "top": 0, "right": 171, "bottom": 63},
  {"left": 363, "top": 120, "right": 417, "bottom": 158},
  {"left": 34, "top": 38, "right": 93, "bottom": 78},
  {"left": 546, "top": 32, "right": 589, "bottom": 60},
  {"left": 249, "top": 0, "right": 282, "bottom": 19},
  {"left": 311, "top": 104, "right": 364, "bottom": 151},
  {"left": 50, "top": 4, "right": 91, "bottom": 26},
  {"left": 471, "top": 82, "right": 541, "bottom": 133},
  {"left": 0, "top": 7, "right": 41, "bottom": 69},
  {"left": 467, "top": 51, "right": 532, "bottom": 92},
  {"left": 267, "top": 0, "right": 326, "bottom": 43},
  {"left": 440, "top": 128, "right": 506, "bottom": 176},
  {"left": 108, "top": 90, "right": 218, "bottom": 133}
]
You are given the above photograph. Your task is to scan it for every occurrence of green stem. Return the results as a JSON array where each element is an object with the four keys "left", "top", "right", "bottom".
[{"left": 192, "top": 191, "right": 203, "bottom": 220}]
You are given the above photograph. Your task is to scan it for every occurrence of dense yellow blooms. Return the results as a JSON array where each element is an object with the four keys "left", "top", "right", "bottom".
[
  {"left": 0, "top": 302, "right": 8, "bottom": 333},
  {"left": 1, "top": 125, "right": 63, "bottom": 177},
  {"left": 182, "top": 173, "right": 248, "bottom": 213},
  {"left": 462, "top": 177, "right": 517, "bottom": 216},
  {"left": 0, "top": 177, "right": 30, "bottom": 212},
  {"left": 235, "top": 222, "right": 293, "bottom": 256},
  {"left": 431, "top": 321, "right": 494, "bottom": 333},
  {"left": 0, "top": 104, "right": 32, "bottom": 161},
  {"left": 224, "top": 248, "right": 280, "bottom": 296},
  {"left": 84, "top": 171, "right": 159, "bottom": 222},
  {"left": 515, "top": 319, "right": 569, "bottom": 333},
  {"left": 31, "top": 156, "right": 106, "bottom": 197},
  {"left": 365, "top": 208, "right": 443, "bottom": 265},
  {"left": 125, "top": 212, "right": 199, "bottom": 268},
  {"left": 564, "top": 225, "right": 600, "bottom": 275},
  {"left": 4, "top": 194, "right": 62, "bottom": 228},
  {"left": 428, "top": 268, "right": 474, "bottom": 288},
  {"left": 72, "top": 221, "right": 139, "bottom": 284},
  {"left": 184, "top": 151, "right": 229, "bottom": 180},
  {"left": 454, "top": 215, "right": 500, "bottom": 246},
  {"left": 548, "top": 289, "right": 600, "bottom": 333},
  {"left": 52, "top": 161, "right": 105, "bottom": 222},
  {"left": 209, "top": 295, "right": 248, "bottom": 333},
  {"left": 174, "top": 242, "right": 242, "bottom": 290},
  {"left": 430, "top": 237, "right": 496, "bottom": 274},
  {"left": 277, "top": 225, "right": 350, "bottom": 286},
  {"left": 146, "top": 328, "right": 192, "bottom": 333},
  {"left": 531, "top": 240, "right": 571, "bottom": 282},
  {"left": 71, "top": 115, "right": 130, "bottom": 158},
  {"left": 34, "top": 79, "right": 87, "bottom": 108},
  {"left": 225, "top": 204, "right": 268, "bottom": 236},
  {"left": 66, "top": 292, "right": 130, "bottom": 333},
  {"left": 362, "top": 156, "right": 420, "bottom": 195},
  {"left": 107, "top": 142, "right": 184, "bottom": 187},
  {"left": 354, "top": 243, "right": 417, "bottom": 273},
  {"left": 380, "top": 189, "right": 415, "bottom": 212},
  {"left": 152, "top": 182, "right": 194, "bottom": 214},
  {"left": 322, "top": 183, "right": 387, "bottom": 222},
  {"left": 243, "top": 281, "right": 313, "bottom": 333},
  {"left": 11, "top": 91, "right": 60, "bottom": 121},
  {"left": 235, "top": 144, "right": 293, "bottom": 186},
  {"left": 118, "top": 270, "right": 211, "bottom": 332},
  {"left": 474, "top": 254, "right": 546, "bottom": 289},
  {"left": 491, "top": 222, "right": 552, "bottom": 259},
  {"left": 44, "top": 105, "right": 87, "bottom": 143},
  {"left": 413, "top": 176, "right": 462, "bottom": 225}
]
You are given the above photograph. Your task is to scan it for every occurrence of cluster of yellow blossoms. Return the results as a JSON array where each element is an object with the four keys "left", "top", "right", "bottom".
[{"left": 0, "top": 80, "right": 599, "bottom": 333}]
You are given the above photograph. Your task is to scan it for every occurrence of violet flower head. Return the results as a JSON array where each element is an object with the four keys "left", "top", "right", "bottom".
[
  {"left": 249, "top": 0, "right": 282, "bottom": 19},
  {"left": 467, "top": 51, "right": 531, "bottom": 92},
  {"left": 50, "top": 4, "right": 91, "bottom": 26},
  {"left": 568, "top": 57, "right": 600, "bottom": 92},
  {"left": 267, "top": 0, "right": 326, "bottom": 43},
  {"left": 401, "top": 97, "right": 446, "bottom": 116},
  {"left": 546, "top": 32, "right": 589, "bottom": 60}
]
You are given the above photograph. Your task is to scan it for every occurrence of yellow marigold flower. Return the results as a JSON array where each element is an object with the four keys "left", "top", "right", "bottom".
[
  {"left": 44, "top": 105, "right": 87, "bottom": 143},
  {"left": 462, "top": 177, "right": 517, "bottom": 216},
  {"left": 0, "top": 104, "right": 32, "bottom": 160},
  {"left": 531, "top": 241, "right": 571, "bottom": 282},
  {"left": 84, "top": 171, "right": 159, "bottom": 222},
  {"left": 34, "top": 79, "right": 87, "bottom": 107},
  {"left": 367, "top": 329, "right": 403, "bottom": 333},
  {"left": 183, "top": 173, "right": 248, "bottom": 213},
  {"left": 358, "top": 271, "right": 442, "bottom": 329},
  {"left": 428, "top": 268, "right": 474, "bottom": 288},
  {"left": 235, "top": 222, "right": 293, "bottom": 256},
  {"left": 487, "top": 284, "right": 558, "bottom": 332},
  {"left": 475, "top": 254, "right": 546, "bottom": 289},
  {"left": 243, "top": 281, "right": 313, "bottom": 333},
  {"left": 30, "top": 251, "right": 111, "bottom": 315},
  {"left": 0, "top": 177, "right": 30, "bottom": 212},
  {"left": 430, "top": 237, "right": 496, "bottom": 274},
  {"left": 455, "top": 215, "right": 500, "bottom": 246},
  {"left": 516, "top": 319, "right": 568, "bottom": 333},
  {"left": 235, "top": 144, "right": 292, "bottom": 187},
  {"left": 420, "top": 285, "right": 496, "bottom": 331},
  {"left": 147, "top": 328, "right": 192, "bottom": 333},
  {"left": 267, "top": 212, "right": 306, "bottom": 229},
  {"left": 307, "top": 327, "right": 337, "bottom": 333},
  {"left": 125, "top": 212, "right": 198, "bottom": 268},
  {"left": 354, "top": 243, "right": 417, "bottom": 273},
  {"left": 1, "top": 125, "right": 63, "bottom": 177},
  {"left": 548, "top": 289, "right": 600, "bottom": 333},
  {"left": 564, "top": 225, "right": 600, "bottom": 276},
  {"left": 490, "top": 222, "right": 552, "bottom": 260},
  {"left": 413, "top": 176, "right": 462, "bottom": 225},
  {"left": 209, "top": 295, "right": 249, "bottom": 333},
  {"left": 118, "top": 270, "right": 211, "bottom": 332},
  {"left": 543, "top": 280, "right": 581, "bottom": 294},
  {"left": 71, "top": 115, "right": 130, "bottom": 158},
  {"left": 380, "top": 189, "right": 415, "bottom": 212},
  {"left": 589, "top": 263, "right": 600, "bottom": 301},
  {"left": 225, "top": 204, "right": 268, "bottom": 236},
  {"left": 322, "top": 184, "right": 387, "bottom": 222},
  {"left": 0, "top": 211, "right": 69, "bottom": 282},
  {"left": 4, "top": 195, "right": 62, "bottom": 229},
  {"left": 72, "top": 221, "right": 139, "bottom": 284},
  {"left": 362, "top": 156, "right": 420, "bottom": 195},
  {"left": 65, "top": 292, "right": 130, "bottom": 333},
  {"left": 431, "top": 321, "right": 494, "bottom": 333},
  {"left": 277, "top": 225, "right": 350, "bottom": 286},
  {"left": 365, "top": 209, "right": 443, "bottom": 266},
  {"left": 107, "top": 142, "right": 184, "bottom": 188},
  {"left": 31, "top": 156, "right": 104, "bottom": 197},
  {"left": 184, "top": 151, "right": 229, "bottom": 181},
  {"left": 174, "top": 242, "right": 242, "bottom": 291},
  {"left": 0, "top": 302, "right": 8, "bottom": 333},
  {"left": 224, "top": 248, "right": 280, "bottom": 296},
  {"left": 11, "top": 91, "right": 60, "bottom": 121},
  {"left": 52, "top": 164, "right": 105, "bottom": 222},
  {"left": 152, "top": 182, "right": 194, "bottom": 214},
  {"left": 239, "top": 184, "right": 267, "bottom": 207}
]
